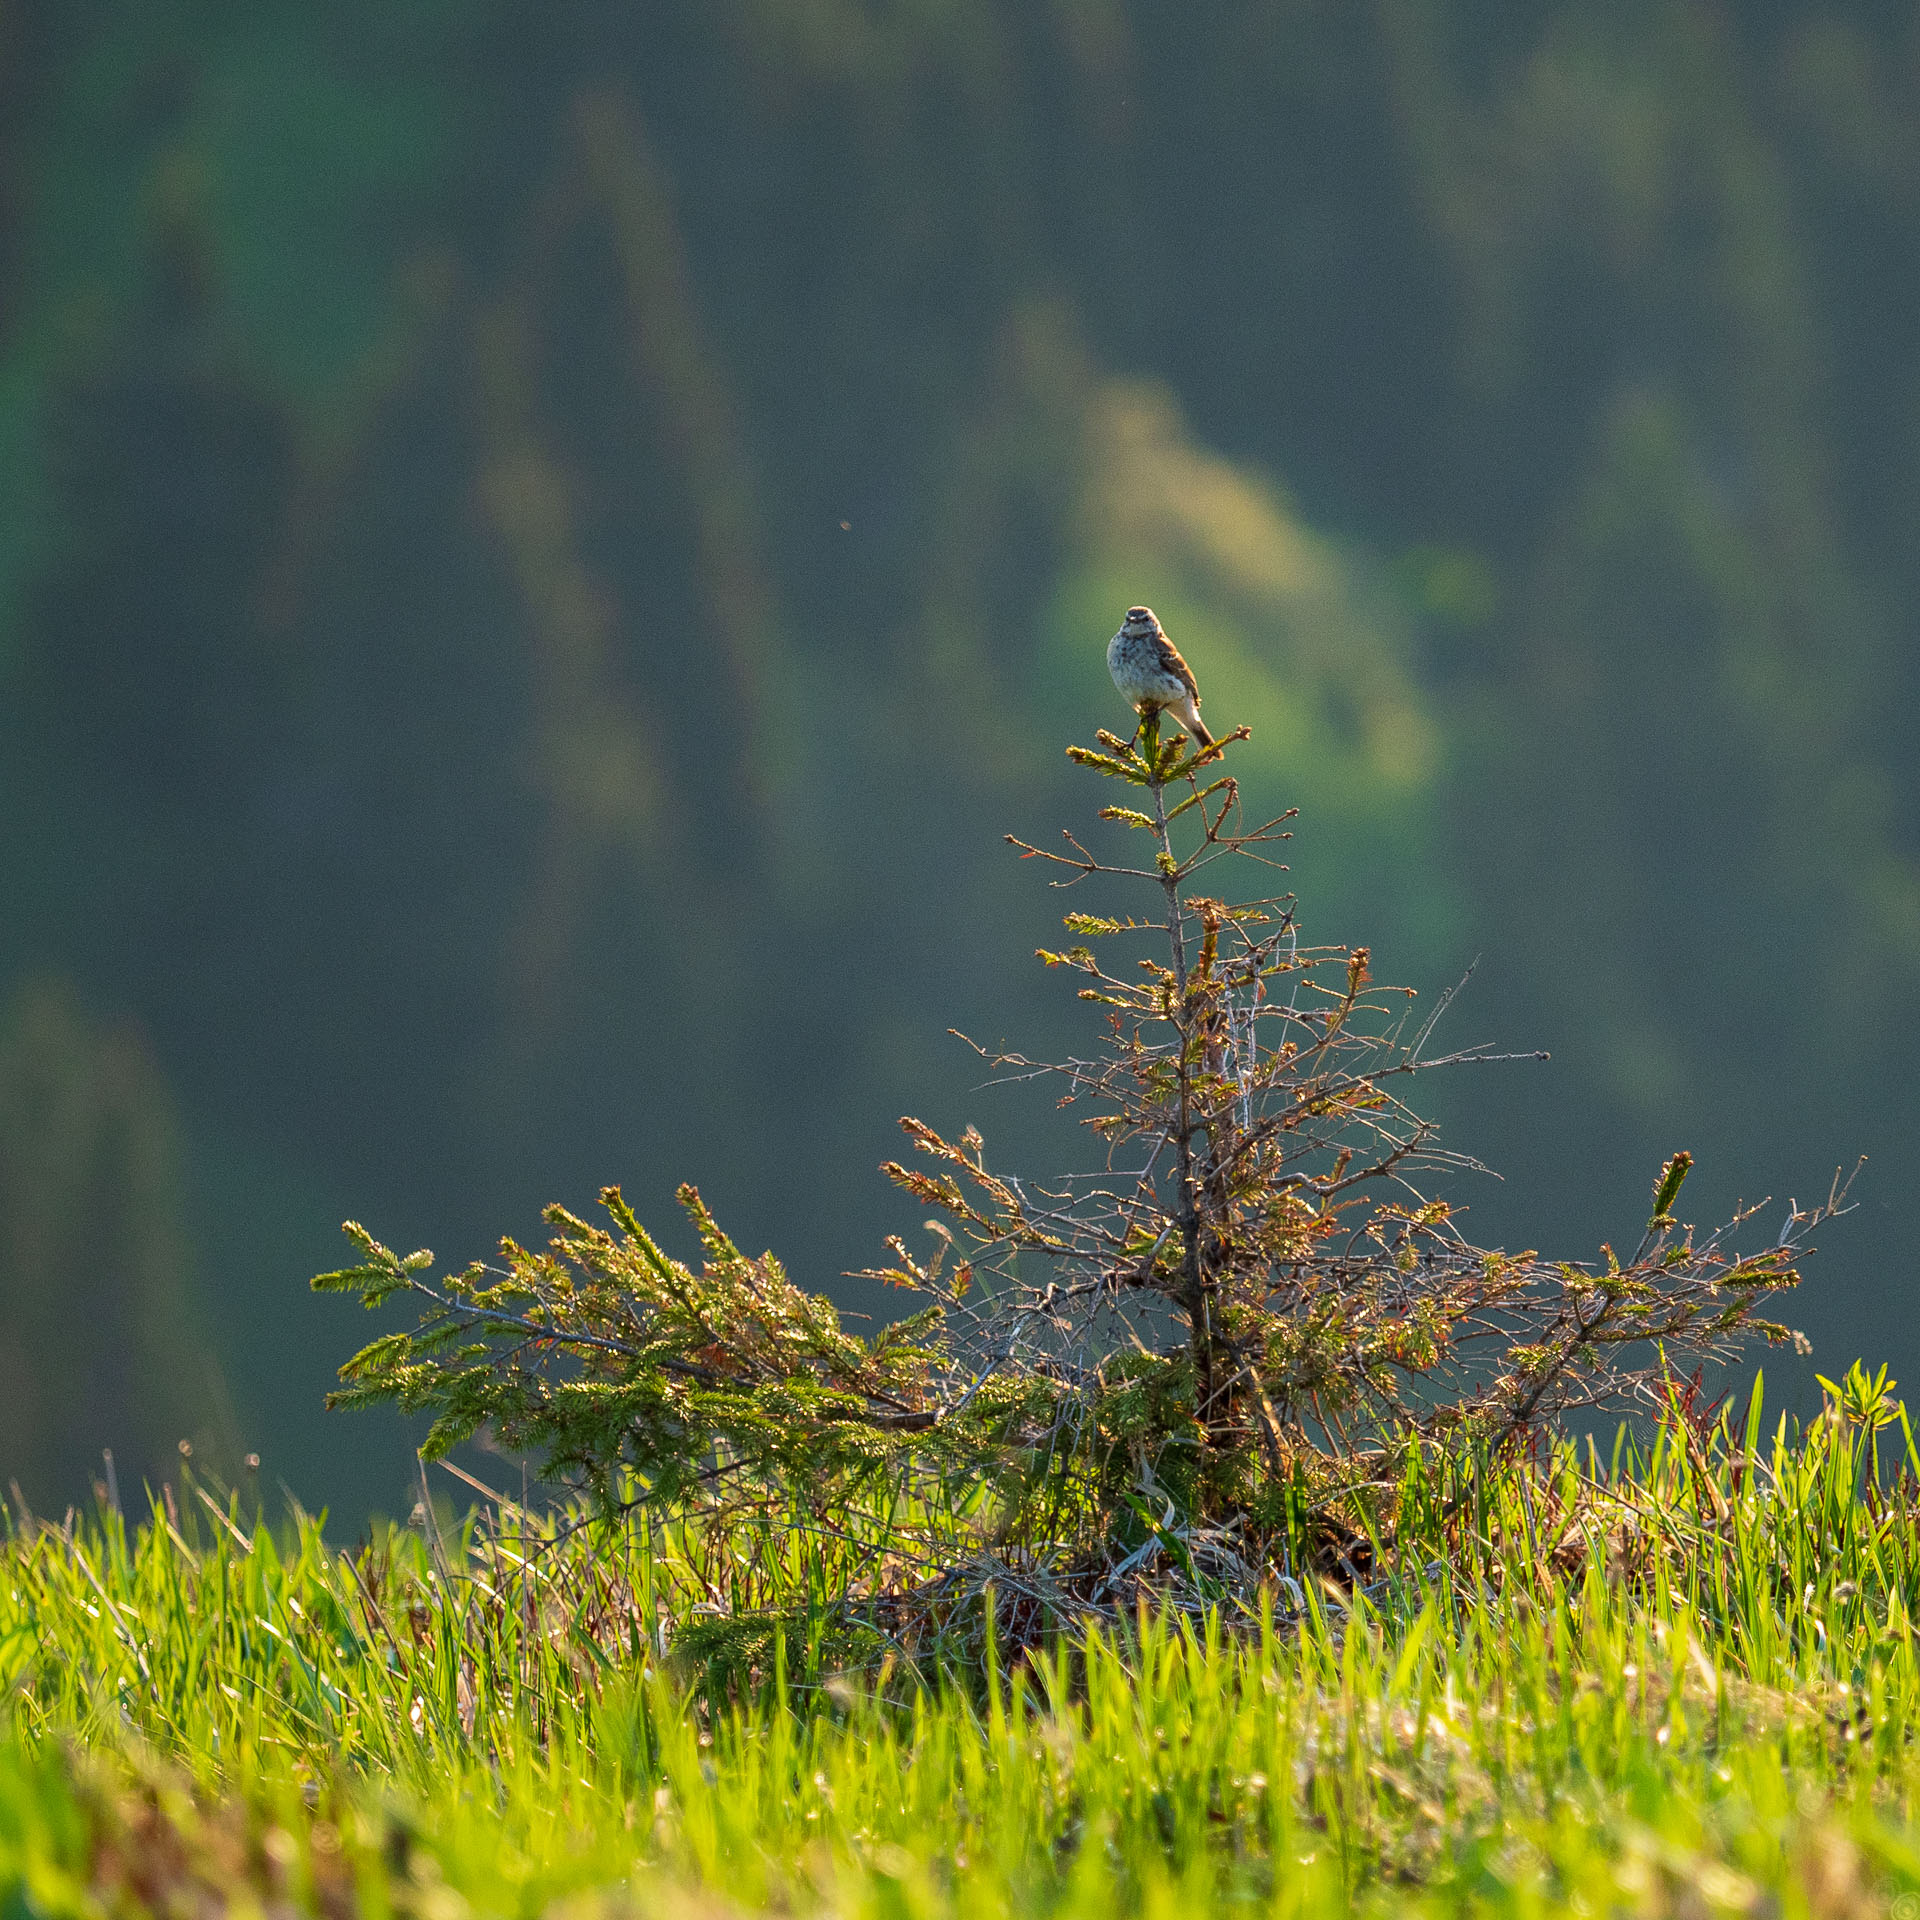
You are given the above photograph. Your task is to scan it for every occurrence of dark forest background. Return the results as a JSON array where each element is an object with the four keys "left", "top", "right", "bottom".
[{"left": 3, "top": 0, "right": 1917, "bottom": 1519}]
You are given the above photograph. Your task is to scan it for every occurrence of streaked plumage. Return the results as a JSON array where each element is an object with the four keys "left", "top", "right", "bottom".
[{"left": 1106, "top": 605, "right": 1213, "bottom": 747}]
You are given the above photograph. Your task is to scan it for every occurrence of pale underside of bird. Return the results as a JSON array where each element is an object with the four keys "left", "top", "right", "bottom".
[{"left": 1106, "top": 605, "right": 1213, "bottom": 748}]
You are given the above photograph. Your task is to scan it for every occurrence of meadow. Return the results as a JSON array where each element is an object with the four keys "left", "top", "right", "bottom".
[{"left": 4, "top": 1369, "right": 1920, "bottom": 1918}]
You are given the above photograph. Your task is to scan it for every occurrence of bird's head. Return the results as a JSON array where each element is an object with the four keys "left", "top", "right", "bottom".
[{"left": 1124, "top": 605, "right": 1160, "bottom": 632}]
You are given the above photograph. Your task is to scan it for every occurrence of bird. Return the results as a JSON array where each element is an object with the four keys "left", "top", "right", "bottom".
[{"left": 1107, "top": 605, "right": 1213, "bottom": 747}]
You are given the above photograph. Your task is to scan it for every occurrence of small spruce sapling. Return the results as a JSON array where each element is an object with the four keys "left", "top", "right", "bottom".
[{"left": 314, "top": 716, "right": 1850, "bottom": 1599}]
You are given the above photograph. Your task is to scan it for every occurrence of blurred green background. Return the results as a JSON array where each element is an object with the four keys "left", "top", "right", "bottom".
[{"left": 2, "top": 0, "right": 1915, "bottom": 1519}]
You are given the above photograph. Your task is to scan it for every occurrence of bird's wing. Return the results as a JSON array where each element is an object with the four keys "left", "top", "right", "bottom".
[{"left": 1155, "top": 633, "right": 1200, "bottom": 699}]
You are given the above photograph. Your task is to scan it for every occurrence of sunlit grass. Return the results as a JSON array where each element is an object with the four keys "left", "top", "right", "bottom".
[{"left": 6, "top": 1370, "right": 1920, "bottom": 1916}]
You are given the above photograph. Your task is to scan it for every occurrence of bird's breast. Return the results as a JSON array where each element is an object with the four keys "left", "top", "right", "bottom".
[{"left": 1109, "top": 631, "right": 1180, "bottom": 700}]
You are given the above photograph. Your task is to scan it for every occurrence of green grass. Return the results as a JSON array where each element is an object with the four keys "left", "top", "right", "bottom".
[{"left": 7, "top": 1373, "right": 1920, "bottom": 1917}]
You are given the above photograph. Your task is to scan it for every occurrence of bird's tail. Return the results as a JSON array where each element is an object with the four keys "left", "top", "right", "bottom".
[{"left": 1174, "top": 696, "right": 1214, "bottom": 749}]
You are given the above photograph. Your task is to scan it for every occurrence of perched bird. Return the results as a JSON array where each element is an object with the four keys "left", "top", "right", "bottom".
[{"left": 1107, "top": 605, "right": 1213, "bottom": 747}]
